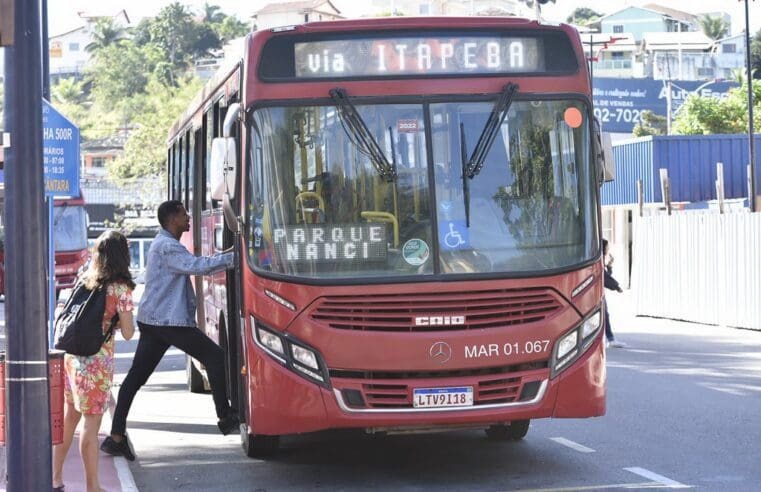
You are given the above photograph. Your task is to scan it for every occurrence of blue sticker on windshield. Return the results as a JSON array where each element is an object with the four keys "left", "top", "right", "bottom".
[{"left": 439, "top": 220, "right": 469, "bottom": 251}]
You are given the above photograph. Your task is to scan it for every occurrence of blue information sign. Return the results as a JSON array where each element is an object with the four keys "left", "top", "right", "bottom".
[
  {"left": 592, "top": 77, "right": 738, "bottom": 134},
  {"left": 42, "top": 100, "right": 80, "bottom": 197}
]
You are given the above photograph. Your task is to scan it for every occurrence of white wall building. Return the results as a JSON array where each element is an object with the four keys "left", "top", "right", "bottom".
[
  {"left": 253, "top": 1, "right": 343, "bottom": 31},
  {"left": 48, "top": 10, "right": 130, "bottom": 79}
]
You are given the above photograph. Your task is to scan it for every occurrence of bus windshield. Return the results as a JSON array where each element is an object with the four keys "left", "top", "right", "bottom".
[
  {"left": 53, "top": 205, "right": 88, "bottom": 252},
  {"left": 246, "top": 98, "right": 597, "bottom": 279}
]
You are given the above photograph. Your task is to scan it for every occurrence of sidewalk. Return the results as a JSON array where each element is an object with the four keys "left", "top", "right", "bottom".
[{"left": 0, "top": 301, "right": 137, "bottom": 492}]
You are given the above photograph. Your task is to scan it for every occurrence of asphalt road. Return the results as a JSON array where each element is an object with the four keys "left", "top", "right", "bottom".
[{"left": 2, "top": 293, "right": 761, "bottom": 491}]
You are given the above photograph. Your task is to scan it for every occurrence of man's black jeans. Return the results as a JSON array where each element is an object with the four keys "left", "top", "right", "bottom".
[{"left": 110, "top": 322, "right": 231, "bottom": 436}]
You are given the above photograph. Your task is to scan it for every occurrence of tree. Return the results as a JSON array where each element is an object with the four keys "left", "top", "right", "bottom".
[
  {"left": 671, "top": 80, "right": 761, "bottom": 135},
  {"left": 213, "top": 15, "right": 249, "bottom": 44},
  {"left": 85, "top": 17, "right": 129, "bottom": 53},
  {"left": 147, "top": 3, "right": 220, "bottom": 74},
  {"left": 52, "top": 78, "right": 85, "bottom": 105},
  {"left": 632, "top": 111, "right": 667, "bottom": 137},
  {"left": 566, "top": 8, "right": 602, "bottom": 27},
  {"left": 109, "top": 76, "right": 202, "bottom": 179},
  {"left": 697, "top": 14, "right": 729, "bottom": 41},
  {"left": 201, "top": 2, "right": 225, "bottom": 24},
  {"left": 752, "top": 28, "right": 761, "bottom": 80}
]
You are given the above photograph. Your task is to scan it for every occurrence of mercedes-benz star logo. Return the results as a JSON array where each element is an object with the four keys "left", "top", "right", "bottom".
[{"left": 429, "top": 341, "right": 452, "bottom": 364}]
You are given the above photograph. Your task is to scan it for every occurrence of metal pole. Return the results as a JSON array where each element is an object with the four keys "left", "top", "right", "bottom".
[
  {"left": 744, "top": 0, "right": 757, "bottom": 212},
  {"left": 4, "top": 0, "right": 54, "bottom": 489},
  {"left": 666, "top": 80, "right": 672, "bottom": 135},
  {"left": 41, "top": 0, "right": 49, "bottom": 100}
]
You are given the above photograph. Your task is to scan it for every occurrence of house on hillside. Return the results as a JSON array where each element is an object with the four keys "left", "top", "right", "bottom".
[
  {"left": 253, "top": 1, "right": 343, "bottom": 31},
  {"left": 599, "top": 4, "right": 696, "bottom": 43},
  {"left": 582, "top": 33, "right": 640, "bottom": 78},
  {"left": 641, "top": 31, "right": 714, "bottom": 80},
  {"left": 80, "top": 131, "right": 130, "bottom": 178},
  {"left": 367, "top": 0, "right": 524, "bottom": 16},
  {"left": 49, "top": 10, "right": 130, "bottom": 81},
  {"left": 713, "top": 33, "right": 747, "bottom": 81}
]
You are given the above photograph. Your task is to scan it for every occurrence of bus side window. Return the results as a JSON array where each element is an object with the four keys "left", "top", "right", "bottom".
[
  {"left": 176, "top": 136, "right": 184, "bottom": 201},
  {"left": 187, "top": 130, "right": 195, "bottom": 210},
  {"left": 203, "top": 110, "right": 213, "bottom": 210}
]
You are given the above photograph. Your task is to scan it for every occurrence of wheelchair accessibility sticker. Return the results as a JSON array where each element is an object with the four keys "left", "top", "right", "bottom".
[{"left": 439, "top": 221, "right": 469, "bottom": 251}]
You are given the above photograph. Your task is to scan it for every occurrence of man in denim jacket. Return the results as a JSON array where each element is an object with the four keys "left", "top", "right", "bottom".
[{"left": 101, "top": 200, "right": 237, "bottom": 461}]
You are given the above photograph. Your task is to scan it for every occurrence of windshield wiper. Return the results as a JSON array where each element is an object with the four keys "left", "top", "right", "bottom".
[
  {"left": 459, "top": 123, "right": 471, "bottom": 228},
  {"left": 464, "top": 83, "right": 519, "bottom": 179},
  {"left": 329, "top": 88, "right": 397, "bottom": 182}
]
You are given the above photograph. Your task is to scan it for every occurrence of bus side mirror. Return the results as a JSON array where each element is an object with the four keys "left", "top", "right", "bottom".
[
  {"left": 593, "top": 118, "right": 615, "bottom": 183},
  {"left": 210, "top": 137, "right": 237, "bottom": 201}
]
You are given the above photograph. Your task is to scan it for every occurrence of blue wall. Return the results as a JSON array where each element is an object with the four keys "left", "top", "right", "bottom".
[
  {"left": 600, "top": 7, "right": 666, "bottom": 42},
  {"left": 602, "top": 134, "right": 761, "bottom": 206}
]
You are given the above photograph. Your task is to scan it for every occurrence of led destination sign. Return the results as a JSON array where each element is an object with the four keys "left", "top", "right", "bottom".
[
  {"left": 294, "top": 36, "right": 543, "bottom": 78},
  {"left": 273, "top": 223, "right": 387, "bottom": 263}
]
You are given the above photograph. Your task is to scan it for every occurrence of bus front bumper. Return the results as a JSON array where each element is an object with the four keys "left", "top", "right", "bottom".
[{"left": 245, "top": 335, "right": 605, "bottom": 436}]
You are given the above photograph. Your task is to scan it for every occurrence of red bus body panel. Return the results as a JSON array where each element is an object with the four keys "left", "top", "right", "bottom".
[{"left": 173, "top": 17, "right": 605, "bottom": 439}]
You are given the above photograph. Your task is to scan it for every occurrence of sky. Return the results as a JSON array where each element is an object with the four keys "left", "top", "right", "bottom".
[{"left": 46, "top": 0, "right": 761, "bottom": 37}]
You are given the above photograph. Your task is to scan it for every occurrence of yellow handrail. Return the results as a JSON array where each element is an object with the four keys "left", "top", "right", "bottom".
[{"left": 360, "top": 211, "right": 399, "bottom": 247}]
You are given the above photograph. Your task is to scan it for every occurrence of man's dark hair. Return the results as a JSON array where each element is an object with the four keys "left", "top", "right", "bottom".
[{"left": 157, "top": 200, "right": 184, "bottom": 228}]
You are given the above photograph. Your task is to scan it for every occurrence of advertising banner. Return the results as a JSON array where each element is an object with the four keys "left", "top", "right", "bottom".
[{"left": 592, "top": 77, "right": 738, "bottom": 134}]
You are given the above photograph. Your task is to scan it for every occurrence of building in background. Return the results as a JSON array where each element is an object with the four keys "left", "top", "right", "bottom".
[
  {"left": 48, "top": 10, "right": 130, "bottom": 81},
  {"left": 600, "top": 4, "right": 696, "bottom": 43},
  {"left": 642, "top": 31, "right": 715, "bottom": 81},
  {"left": 253, "top": 1, "right": 343, "bottom": 31}
]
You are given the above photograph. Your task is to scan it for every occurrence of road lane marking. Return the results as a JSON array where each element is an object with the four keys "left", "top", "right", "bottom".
[
  {"left": 114, "top": 456, "right": 139, "bottom": 492},
  {"left": 502, "top": 482, "right": 656, "bottom": 491},
  {"left": 549, "top": 437, "right": 595, "bottom": 453},
  {"left": 625, "top": 467, "right": 691, "bottom": 488}
]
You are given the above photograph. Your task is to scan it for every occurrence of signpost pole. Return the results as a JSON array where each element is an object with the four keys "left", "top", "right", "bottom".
[
  {"left": 48, "top": 197, "right": 55, "bottom": 345},
  {"left": 3, "top": 0, "right": 54, "bottom": 488}
]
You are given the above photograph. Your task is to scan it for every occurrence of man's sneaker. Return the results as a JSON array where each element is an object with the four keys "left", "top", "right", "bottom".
[
  {"left": 218, "top": 414, "right": 240, "bottom": 436},
  {"left": 100, "top": 435, "right": 136, "bottom": 461},
  {"left": 609, "top": 340, "right": 627, "bottom": 348}
]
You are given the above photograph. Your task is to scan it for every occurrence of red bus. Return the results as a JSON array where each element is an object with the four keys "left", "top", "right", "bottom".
[
  {"left": 0, "top": 195, "right": 89, "bottom": 296},
  {"left": 168, "top": 17, "right": 607, "bottom": 458}
]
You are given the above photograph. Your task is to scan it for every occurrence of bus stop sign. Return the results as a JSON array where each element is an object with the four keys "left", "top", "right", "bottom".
[{"left": 42, "top": 100, "right": 79, "bottom": 197}]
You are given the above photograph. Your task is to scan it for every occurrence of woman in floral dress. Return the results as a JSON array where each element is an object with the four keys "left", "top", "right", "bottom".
[{"left": 53, "top": 230, "right": 136, "bottom": 492}]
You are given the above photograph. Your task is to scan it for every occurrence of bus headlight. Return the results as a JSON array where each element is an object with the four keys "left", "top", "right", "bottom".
[
  {"left": 551, "top": 308, "right": 602, "bottom": 378},
  {"left": 256, "top": 326, "right": 285, "bottom": 358},
  {"left": 251, "top": 317, "right": 330, "bottom": 387},
  {"left": 292, "top": 345, "right": 319, "bottom": 370}
]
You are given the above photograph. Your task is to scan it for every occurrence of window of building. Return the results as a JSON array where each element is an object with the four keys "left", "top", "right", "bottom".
[
  {"left": 697, "top": 67, "right": 714, "bottom": 77},
  {"left": 69, "top": 42, "right": 80, "bottom": 52},
  {"left": 611, "top": 51, "right": 624, "bottom": 59},
  {"left": 91, "top": 157, "right": 106, "bottom": 168},
  {"left": 304, "top": 14, "right": 309, "bottom": 22},
  {"left": 613, "top": 25, "right": 624, "bottom": 33},
  {"left": 722, "top": 44, "right": 736, "bottom": 53}
]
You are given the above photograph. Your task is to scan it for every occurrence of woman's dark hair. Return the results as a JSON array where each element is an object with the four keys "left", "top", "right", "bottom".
[
  {"left": 157, "top": 200, "right": 185, "bottom": 228},
  {"left": 82, "top": 230, "right": 136, "bottom": 291}
]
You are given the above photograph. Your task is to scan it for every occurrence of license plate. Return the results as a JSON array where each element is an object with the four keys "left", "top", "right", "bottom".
[{"left": 413, "top": 386, "right": 474, "bottom": 408}]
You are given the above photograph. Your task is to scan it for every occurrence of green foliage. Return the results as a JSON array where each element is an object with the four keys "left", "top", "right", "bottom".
[
  {"left": 213, "top": 15, "right": 249, "bottom": 44},
  {"left": 85, "top": 17, "right": 129, "bottom": 53},
  {"left": 108, "top": 77, "right": 202, "bottom": 180},
  {"left": 697, "top": 14, "right": 729, "bottom": 41},
  {"left": 566, "top": 8, "right": 601, "bottom": 26},
  {"left": 752, "top": 29, "right": 761, "bottom": 80},
  {"left": 148, "top": 3, "right": 220, "bottom": 72},
  {"left": 632, "top": 110, "right": 667, "bottom": 137},
  {"left": 671, "top": 80, "right": 761, "bottom": 135},
  {"left": 48, "top": 2, "right": 244, "bottom": 182}
]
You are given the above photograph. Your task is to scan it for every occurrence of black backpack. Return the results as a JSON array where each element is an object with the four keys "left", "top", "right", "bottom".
[{"left": 54, "top": 282, "right": 118, "bottom": 356}]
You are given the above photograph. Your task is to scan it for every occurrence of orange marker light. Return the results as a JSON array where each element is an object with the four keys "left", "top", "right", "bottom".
[{"left": 564, "top": 107, "right": 583, "bottom": 128}]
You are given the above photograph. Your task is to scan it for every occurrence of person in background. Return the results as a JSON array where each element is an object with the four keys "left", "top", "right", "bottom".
[
  {"left": 603, "top": 239, "right": 626, "bottom": 348},
  {"left": 101, "top": 200, "right": 237, "bottom": 462},
  {"left": 53, "top": 230, "right": 136, "bottom": 492}
]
